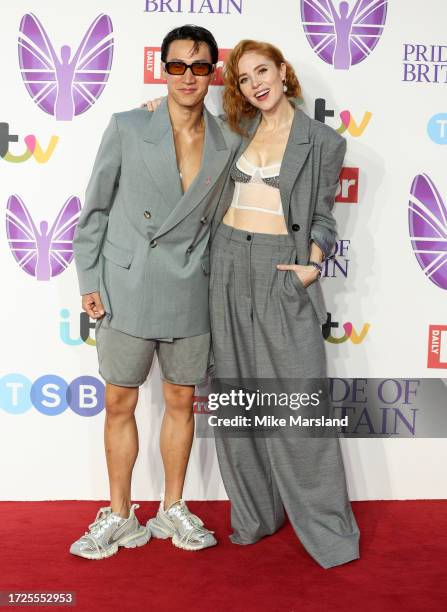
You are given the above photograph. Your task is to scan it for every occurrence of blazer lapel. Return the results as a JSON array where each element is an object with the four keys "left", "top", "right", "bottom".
[
  {"left": 152, "top": 106, "right": 232, "bottom": 240},
  {"left": 279, "top": 107, "right": 311, "bottom": 226},
  {"left": 141, "top": 97, "right": 183, "bottom": 211}
]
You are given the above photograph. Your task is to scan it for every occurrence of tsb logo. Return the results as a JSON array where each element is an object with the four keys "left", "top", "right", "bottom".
[
  {"left": 0, "top": 374, "right": 104, "bottom": 416},
  {"left": 336, "top": 167, "right": 359, "bottom": 203},
  {"left": 427, "top": 113, "right": 447, "bottom": 144},
  {"left": 144, "top": 47, "right": 230, "bottom": 85}
]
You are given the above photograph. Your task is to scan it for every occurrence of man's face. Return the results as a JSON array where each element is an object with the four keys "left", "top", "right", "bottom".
[{"left": 164, "top": 39, "right": 214, "bottom": 108}]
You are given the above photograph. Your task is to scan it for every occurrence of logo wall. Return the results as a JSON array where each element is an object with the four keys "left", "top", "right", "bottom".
[
  {"left": 18, "top": 13, "right": 113, "bottom": 121},
  {"left": 300, "top": 0, "right": 387, "bottom": 70}
]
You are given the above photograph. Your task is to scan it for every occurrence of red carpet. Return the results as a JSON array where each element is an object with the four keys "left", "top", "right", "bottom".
[{"left": 1, "top": 500, "right": 446, "bottom": 611}]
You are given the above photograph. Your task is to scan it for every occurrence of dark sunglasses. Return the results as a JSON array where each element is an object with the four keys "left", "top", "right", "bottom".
[{"left": 164, "top": 61, "right": 214, "bottom": 76}]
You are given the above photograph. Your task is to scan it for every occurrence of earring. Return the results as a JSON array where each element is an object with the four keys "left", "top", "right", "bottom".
[{"left": 282, "top": 79, "right": 287, "bottom": 93}]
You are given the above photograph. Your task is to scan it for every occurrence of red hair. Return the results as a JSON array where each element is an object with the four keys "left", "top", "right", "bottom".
[{"left": 223, "top": 40, "right": 301, "bottom": 135}]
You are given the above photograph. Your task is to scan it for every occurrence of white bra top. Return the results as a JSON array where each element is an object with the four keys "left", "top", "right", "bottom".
[{"left": 228, "top": 154, "right": 284, "bottom": 216}]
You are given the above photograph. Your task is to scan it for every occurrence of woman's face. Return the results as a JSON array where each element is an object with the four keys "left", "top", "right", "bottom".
[{"left": 237, "top": 51, "right": 286, "bottom": 111}]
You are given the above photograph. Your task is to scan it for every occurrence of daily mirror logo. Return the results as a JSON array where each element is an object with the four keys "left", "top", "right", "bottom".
[
  {"left": 300, "top": 0, "right": 387, "bottom": 70},
  {"left": 427, "top": 325, "right": 447, "bottom": 369},
  {"left": 18, "top": 13, "right": 114, "bottom": 121},
  {"left": 144, "top": 47, "right": 230, "bottom": 85}
]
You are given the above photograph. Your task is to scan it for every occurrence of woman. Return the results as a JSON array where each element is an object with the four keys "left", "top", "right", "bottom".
[{"left": 208, "top": 40, "right": 360, "bottom": 569}]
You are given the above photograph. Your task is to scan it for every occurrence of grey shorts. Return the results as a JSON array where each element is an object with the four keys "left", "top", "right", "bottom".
[{"left": 95, "top": 316, "right": 211, "bottom": 387}]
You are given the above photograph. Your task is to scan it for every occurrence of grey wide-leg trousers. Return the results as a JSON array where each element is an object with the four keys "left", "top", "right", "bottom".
[{"left": 209, "top": 223, "right": 360, "bottom": 569}]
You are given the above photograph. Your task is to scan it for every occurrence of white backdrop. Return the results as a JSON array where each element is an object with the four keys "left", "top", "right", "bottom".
[{"left": 1, "top": 0, "right": 446, "bottom": 501}]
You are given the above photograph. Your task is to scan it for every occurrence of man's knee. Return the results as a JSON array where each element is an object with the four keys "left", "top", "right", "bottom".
[
  {"left": 105, "top": 383, "right": 139, "bottom": 419},
  {"left": 163, "top": 382, "right": 195, "bottom": 415}
]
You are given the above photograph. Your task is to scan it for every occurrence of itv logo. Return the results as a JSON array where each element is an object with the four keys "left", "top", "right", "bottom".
[
  {"left": 314, "top": 98, "right": 372, "bottom": 136},
  {"left": 0, "top": 122, "right": 58, "bottom": 163}
]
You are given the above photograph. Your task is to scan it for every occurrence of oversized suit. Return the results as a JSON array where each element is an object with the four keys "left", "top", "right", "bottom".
[{"left": 73, "top": 98, "right": 240, "bottom": 339}]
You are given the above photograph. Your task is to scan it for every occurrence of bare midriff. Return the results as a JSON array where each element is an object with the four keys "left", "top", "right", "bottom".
[
  {"left": 222, "top": 207, "right": 288, "bottom": 234},
  {"left": 222, "top": 153, "right": 289, "bottom": 234}
]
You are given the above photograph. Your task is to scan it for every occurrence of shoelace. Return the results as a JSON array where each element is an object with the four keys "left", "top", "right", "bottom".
[
  {"left": 80, "top": 503, "right": 140, "bottom": 555},
  {"left": 171, "top": 503, "right": 215, "bottom": 545},
  {"left": 82, "top": 508, "right": 120, "bottom": 554}
]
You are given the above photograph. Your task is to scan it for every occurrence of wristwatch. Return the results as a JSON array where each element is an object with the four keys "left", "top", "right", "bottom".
[{"left": 308, "top": 260, "right": 323, "bottom": 278}]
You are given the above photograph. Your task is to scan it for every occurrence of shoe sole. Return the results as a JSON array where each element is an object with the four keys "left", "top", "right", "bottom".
[
  {"left": 71, "top": 526, "right": 151, "bottom": 560},
  {"left": 147, "top": 518, "right": 217, "bottom": 551},
  {"left": 172, "top": 533, "right": 217, "bottom": 551}
]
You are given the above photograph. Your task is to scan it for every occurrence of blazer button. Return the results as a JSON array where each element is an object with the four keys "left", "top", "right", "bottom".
[
  {"left": 292, "top": 223, "right": 300, "bottom": 231},
  {"left": 143, "top": 210, "right": 151, "bottom": 219},
  {"left": 200, "top": 216, "right": 208, "bottom": 224},
  {"left": 150, "top": 239, "right": 157, "bottom": 248}
]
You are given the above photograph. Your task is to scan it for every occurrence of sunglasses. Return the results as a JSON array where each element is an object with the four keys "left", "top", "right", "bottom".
[{"left": 164, "top": 61, "right": 214, "bottom": 76}]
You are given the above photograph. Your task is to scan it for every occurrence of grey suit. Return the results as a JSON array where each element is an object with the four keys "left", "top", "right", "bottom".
[
  {"left": 73, "top": 98, "right": 240, "bottom": 339},
  {"left": 208, "top": 104, "right": 360, "bottom": 568},
  {"left": 212, "top": 103, "right": 346, "bottom": 325}
]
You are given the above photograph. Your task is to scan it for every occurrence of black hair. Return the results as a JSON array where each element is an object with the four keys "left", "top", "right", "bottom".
[{"left": 161, "top": 24, "right": 218, "bottom": 64}]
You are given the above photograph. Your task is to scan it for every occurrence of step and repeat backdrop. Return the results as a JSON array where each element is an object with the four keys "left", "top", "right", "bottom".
[{"left": 1, "top": 0, "right": 446, "bottom": 501}]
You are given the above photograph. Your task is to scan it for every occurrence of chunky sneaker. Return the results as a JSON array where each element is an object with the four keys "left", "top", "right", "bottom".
[
  {"left": 147, "top": 499, "right": 217, "bottom": 551},
  {"left": 69, "top": 503, "right": 150, "bottom": 560}
]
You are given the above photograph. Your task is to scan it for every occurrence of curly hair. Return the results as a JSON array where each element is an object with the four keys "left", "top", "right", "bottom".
[{"left": 223, "top": 40, "right": 301, "bottom": 135}]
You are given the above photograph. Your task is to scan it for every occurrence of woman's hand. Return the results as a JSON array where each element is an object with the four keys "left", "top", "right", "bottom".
[
  {"left": 276, "top": 263, "right": 320, "bottom": 288},
  {"left": 140, "top": 97, "right": 164, "bottom": 112}
]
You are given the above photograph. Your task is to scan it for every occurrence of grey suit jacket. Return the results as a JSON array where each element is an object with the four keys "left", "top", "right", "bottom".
[
  {"left": 73, "top": 98, "right": 240, "bottom": 338},
  {"left": 211, "top": 103, "right": 346, "bottom": 325}
]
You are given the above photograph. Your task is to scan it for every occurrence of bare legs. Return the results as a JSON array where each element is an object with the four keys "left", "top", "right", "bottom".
[
  {"left": 104, "top": 383, "right": 139, "bottom": 518},
  {"left": 160, "top": 382, "right": 195, "bottom": 510},
  {"left": 104, "top": 381, "right": 195, "bottom": 517}
]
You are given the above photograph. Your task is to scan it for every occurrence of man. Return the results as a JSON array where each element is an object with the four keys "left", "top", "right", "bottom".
[{"left": 70, "top": 25, "right": 240, "bottom": 559}]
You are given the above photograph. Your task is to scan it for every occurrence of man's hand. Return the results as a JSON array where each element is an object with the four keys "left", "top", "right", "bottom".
[
  {"left": 82, "top": 292, "right": 105, "bottom": 319},
  {"left": 276, "top": 264, "right": 320, "bottom": 288},
  {"left": 140, "top": 97, "right": 164, "bottom": 112}
]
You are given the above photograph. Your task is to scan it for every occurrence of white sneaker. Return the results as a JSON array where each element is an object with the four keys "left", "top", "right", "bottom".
[
  {"left": 147, "top": 499, "right": 217, "bottom": 551},
  {"left": 70, "top": 503, "right": 150, "bottom": 560}
]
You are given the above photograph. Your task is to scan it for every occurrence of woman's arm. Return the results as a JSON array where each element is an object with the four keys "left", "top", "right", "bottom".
[{"left": 310, "top": 133, "right": 347, "bottom": 260}]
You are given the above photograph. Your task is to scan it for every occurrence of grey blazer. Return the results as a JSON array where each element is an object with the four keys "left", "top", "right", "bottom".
[
  {"left": 73, "top": 98, "right": 240, "bottom": 338},
  {"left": 211, "top": 104, "right": 346, "bottom": 325}
]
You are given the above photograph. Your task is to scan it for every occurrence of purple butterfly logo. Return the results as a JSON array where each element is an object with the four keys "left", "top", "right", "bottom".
[
  {"left": 18, "top": 13, "right": 113, "bottom": 121},
  {"left": 6, "top": 195, "right": 81, "bottom": 280},
  {"left": 300, "top": 0, "right": 387, "bottom": 70},
  {"left": 409, "top": 174, "right": 447, "bottom": 291}
]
